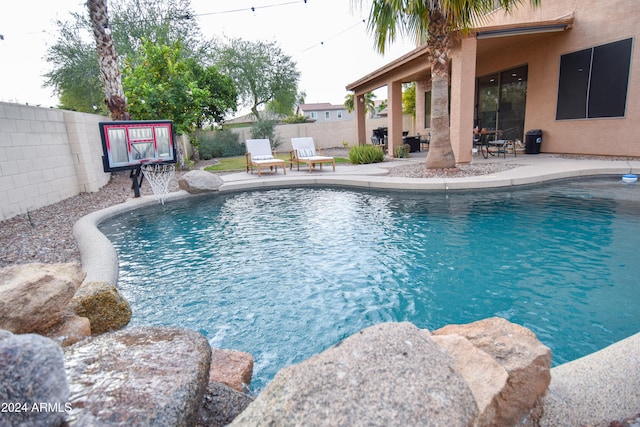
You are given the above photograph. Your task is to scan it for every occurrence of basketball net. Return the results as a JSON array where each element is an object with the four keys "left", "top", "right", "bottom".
[{"left": 141, "top": 164, "right": 175, "bottom": 204}]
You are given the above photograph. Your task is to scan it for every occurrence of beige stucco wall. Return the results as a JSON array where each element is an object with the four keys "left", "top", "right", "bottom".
[
  {"left": 231, "top": 115, "right": 416, "bottom": 152},
  {"left": 472, "top": 0, "right": 640, "bottom": 156},
  {"left": 0, "top": 103, "right": 110, "bottom": 221}
]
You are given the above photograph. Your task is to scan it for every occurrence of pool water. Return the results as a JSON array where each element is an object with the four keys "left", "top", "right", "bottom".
[{"left": 99, "top": 177, "right": 640, "bottom": 392}]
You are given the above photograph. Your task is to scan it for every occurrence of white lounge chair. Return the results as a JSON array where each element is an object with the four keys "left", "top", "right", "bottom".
[
  {"left": 290, "top": 137, "right": 335, "bottom": 173},
  {"left": 245, "top": 139, "right": 286, "bottom": 177}
]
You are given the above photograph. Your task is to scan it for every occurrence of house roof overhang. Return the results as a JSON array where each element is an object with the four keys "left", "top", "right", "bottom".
[{"left": 345, "top": 15, "right": 574, "bottom": 94}]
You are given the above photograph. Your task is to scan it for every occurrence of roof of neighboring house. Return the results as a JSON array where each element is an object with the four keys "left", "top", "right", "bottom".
[
  {"left": 298, "top": 103, "right": 346, "bottom": 111},
  {"left": 225, "top": 112, "right": 258, "bottom": 124}
]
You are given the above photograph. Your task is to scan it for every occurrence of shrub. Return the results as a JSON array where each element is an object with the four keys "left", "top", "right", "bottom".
[
  {"left": 250, "top": 118, "right": 282, "bottom": 149},
  {"left": 349, "top": 144, "right": 385, "bottom": 164},
  {"left": 281, "top": 114, "right": 307, "bottom": 124},
  {"left": 394, "top": 143, "right": 410, "bottom": 158},
  {"left": 197, "top": 129, "right": 244, "bottom": 160}
]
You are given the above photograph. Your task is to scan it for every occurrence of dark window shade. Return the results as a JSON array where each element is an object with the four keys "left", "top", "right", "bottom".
[
  {"left": 588, "top": 38, "right": 633, "bottom": 118},
  {"left": 556, "top": 49, "right": 591, "bottom": 120},
  {"left": 556, "top": 38, "right": 633, "bottom": 120}
]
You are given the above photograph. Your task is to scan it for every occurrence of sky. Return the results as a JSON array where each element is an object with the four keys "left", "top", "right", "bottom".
[{"left": 0, "top": 0, "right": 416, "bottom": 111}]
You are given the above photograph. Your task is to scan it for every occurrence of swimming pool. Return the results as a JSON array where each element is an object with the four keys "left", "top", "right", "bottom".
[{"left": 99, "top": 177, "right": 640, "bottom": 392}]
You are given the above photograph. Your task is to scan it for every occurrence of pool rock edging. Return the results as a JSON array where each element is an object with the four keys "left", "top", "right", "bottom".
[{"left": 229, "top": 319, "right": 551, "bottom": 427}]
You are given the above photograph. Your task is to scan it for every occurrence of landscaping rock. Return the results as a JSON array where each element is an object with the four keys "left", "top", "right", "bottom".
[
  {"left": 230, "top": 322, "right": 478, "bottom": 427},
  {"left": 69, "top": 281, "right": 131, "bottom": 334},
  {"left": 46, "top": 313, "right": 91, "bottom": 347},
  {"left": 209, "top": 348, "right": 254, "bottom": 392},
  {"left": 433, "top": 317, "right": 552, "bottom": 426},
  {"left": 0, "top": 330, "right": 70, "bottom": 427},
  {"left": 64, "top": 326, "right": 211, "bottom": 427},
  {"left": 178, "top": 170, "right": 224, "bottom": 193},
  {"left": 432, "top": 333, "right": 509, "bottom": 427},
  {"left": 197, "top": 382, "right": 254, "bottom": 427},
  {"left": 0, "top": 262, "right": 83, "bottom": 334}
]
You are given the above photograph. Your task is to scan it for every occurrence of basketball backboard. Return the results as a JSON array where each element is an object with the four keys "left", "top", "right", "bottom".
[{"left": 99, "top": 120, "right": 176, "bottom": 172}]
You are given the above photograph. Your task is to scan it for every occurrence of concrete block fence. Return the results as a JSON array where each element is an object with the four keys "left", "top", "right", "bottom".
[
  {"left": 0, "top": 102, "right": 110, "bottom": 221},
  {"left": 0, "top": 101, "right": 410, "bottom": 222}
]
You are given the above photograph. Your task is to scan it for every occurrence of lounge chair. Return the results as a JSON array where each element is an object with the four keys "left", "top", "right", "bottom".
[
  {"left": 245, "top": 139, "right": 286, "bottom": 177},
  {"left": 290, "top": 137, "right": 335, "bottom": 173}
]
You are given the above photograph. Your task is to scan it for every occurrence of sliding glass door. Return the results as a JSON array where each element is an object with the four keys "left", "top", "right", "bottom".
[{"left": 475, "top": 65, "right": 528, "bottom": 141}]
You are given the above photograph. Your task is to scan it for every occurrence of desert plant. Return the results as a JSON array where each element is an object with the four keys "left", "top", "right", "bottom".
[
  {"left": 394, "top": 143, "right": 410, "bottom": 158},
  {"left": 197, "top": 129, "right": 244, "bottom": 160},
  {"left": 349, "top": 144, "right": 385, "bottom": 164},
  {"left": 281, "top": 114, "right": 307, "bottom": 124},
  {"left": 250, "top": 118, "right": 282, "bottom": 148}
]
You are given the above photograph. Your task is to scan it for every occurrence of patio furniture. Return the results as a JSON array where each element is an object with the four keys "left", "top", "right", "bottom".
[
  {"left": 419, "top": 133, "right": 430, "bottom": 151},
  {"left": 482, "top": 128, "right": 520, "bottom": 159},
  {"left": 290, "top": 137, "right": 335, "bottom": 173},
  {"left": 371, "top": 128, "right": 388, "bottom": 153},
  {"left": 403, "top": 136, "right": 421, "bottom": 153},
  {"left": 245, "top": 139, "right": 286, "bottom": 177}
]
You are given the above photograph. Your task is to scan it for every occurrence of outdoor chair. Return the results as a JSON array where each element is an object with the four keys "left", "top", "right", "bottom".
[
  {"left": 483, "top": 127, "right": 520, "bottom": 159},
  {"left": 245, "top": 139, "right": 286, "bottom": 177},
  {"left": 290, "top": 137, "right": 336, "bottom": 173}
]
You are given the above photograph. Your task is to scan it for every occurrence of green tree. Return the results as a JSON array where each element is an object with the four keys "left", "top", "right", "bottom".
[
  {"left": 109, "top": 0, "right": 203, "bottom": 61},
  {"left": 187, "top": 58, "right": 238, "bottom": 129},
  {"left": 402, "top": 82, "right": 416, "bottom": 116},
  {"left": 353, "top": 0, "right": 540, "bottom": 168},
  {"left": 344, "top": 91, "right": 377, "bottom": 116},
  {"left": 250, "top": 118, "right": 281, "bottom": 148},
  {"left": 123, "top": 40, "right": 236, "bottom": 135},
  {"left": 214, "top": 38, "right": 300, "bottom": 120},
  {"left": 45, "top": 0, "right": 205, "bottom": 114},
  {"left": 44, "top": 17, "right": 107, "bottom": 114}
]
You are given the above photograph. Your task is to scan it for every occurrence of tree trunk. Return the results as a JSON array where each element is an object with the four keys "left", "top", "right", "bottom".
[
  {"left": 425, "top": 6, "right": 456, "bottom": 169},
  {"left": 87, "top": 0, "right": 128, "bottom": 121}
]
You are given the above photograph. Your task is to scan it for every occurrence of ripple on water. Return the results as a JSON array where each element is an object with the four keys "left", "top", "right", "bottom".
[{"left": 101, "top": 178, "right": 640, "bottom": 392}]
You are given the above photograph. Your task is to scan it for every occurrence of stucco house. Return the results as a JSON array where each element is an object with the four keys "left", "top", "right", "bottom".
[
  {"left": 346, "top": 0, "right": 638, "bottom": 163},
  {"left": 297, "top": 103, "right": 354, "bottom": 122}
]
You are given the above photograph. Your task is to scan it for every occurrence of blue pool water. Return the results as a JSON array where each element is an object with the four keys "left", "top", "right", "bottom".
[{"left": 99, "top": 177, "right": 640, "bottom": 392}]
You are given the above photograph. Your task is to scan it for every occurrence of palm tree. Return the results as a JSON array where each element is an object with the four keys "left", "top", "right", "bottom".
[
  {"left": 344, "top": 91, "right": 377, "bottom": 117},
  {"left": 354, "top": 0, "right": 540, "bottom": 169},
  {"left": 87, "top": 0, "right": 128, "bottom": 120}
]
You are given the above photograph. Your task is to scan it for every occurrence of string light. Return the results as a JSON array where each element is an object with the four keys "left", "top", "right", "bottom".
[
  {"left": 187, "top": 1, "right": 369, "bottom": 56},
  {"left": 194, "top": 0, "right": 306, "bottom": 18},
  {"left": 298, "top": 19, "right": 366, "bottom": 54}
]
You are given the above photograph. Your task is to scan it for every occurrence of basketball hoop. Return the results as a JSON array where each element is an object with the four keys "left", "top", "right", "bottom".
[{"left": 141, "top": 163, "right": 175, "bottom": 204}]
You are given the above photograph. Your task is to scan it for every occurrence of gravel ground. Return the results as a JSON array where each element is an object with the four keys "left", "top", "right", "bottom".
[
  {"left": 385, "top": 161, "right": 519, "bottom": 178},
  {"left": 0, "top": 155, "right": 518, "bottom": 268}
]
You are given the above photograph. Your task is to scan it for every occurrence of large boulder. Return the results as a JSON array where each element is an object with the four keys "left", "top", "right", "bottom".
[
  {"left": 65, "top": 326, "right": 211, "bottom": 426},
  {"left": 433, "top": 317, "right": 552, "bottom": 426},
  {"left": 197, "top": 382, "right": 254, "bottom": 427},
  {"left": 0, "top": 262, "right": 83, "bottom": 334},
  {"left": 69, "top": 281, "right": 131, "bottom": 334},
  {"left": 432, "top": 333, "right": 509, "bottom": 427},
  {"left": 0, "top": 330, "right": 70, "bottom": 427},
  {"left": 209, "top": 349, "right": 254, "bottom": 392},
  {"left": 179, "top": 170, "right": 224, "bottom": 194},
  {"left": 230, "top": 322, "right": 478, "bottom": 427},
  {"left": 46, "top": 313, "right": 91, "bottom": 347}
]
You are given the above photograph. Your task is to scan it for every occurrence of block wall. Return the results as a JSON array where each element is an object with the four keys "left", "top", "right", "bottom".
[{"left": 0, "top": 103, "right": 110, "bottom": 221}]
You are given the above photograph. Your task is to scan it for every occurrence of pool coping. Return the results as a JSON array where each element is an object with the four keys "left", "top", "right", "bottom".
[{"left": 73, "top": 156, "right": 640, "bottom": 425}]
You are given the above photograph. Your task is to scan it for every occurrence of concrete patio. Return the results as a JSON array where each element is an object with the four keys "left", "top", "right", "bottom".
[{"left": 220, "top": 151, "right": 640, "bottom": 193}]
